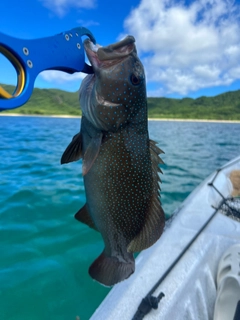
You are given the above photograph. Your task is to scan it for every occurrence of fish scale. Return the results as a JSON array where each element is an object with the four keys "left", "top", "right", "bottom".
[
  {"left": 61, "top": 35, "right": 165, "bottom": 286},
  {"left": 90, "top": 130, "right": 152, "bottom": 238}
]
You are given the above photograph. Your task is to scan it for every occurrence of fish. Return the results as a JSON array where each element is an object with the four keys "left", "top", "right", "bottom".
[{"left": 61, "top": 35, "right": 165, "bottom": 286}]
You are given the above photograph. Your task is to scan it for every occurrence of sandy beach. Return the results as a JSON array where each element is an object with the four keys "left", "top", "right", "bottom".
[{"left": 1, "top": 113, "right": 240, "bottom": 123}]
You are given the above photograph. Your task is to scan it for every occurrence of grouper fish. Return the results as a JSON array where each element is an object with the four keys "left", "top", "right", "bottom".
[{"left": 61, "top": 35, "right": 165, "bottom": 286}]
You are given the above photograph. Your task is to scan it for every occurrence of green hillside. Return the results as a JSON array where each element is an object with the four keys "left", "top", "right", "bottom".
[
  {"left": 1, "top": 84, "right": 81, "bottom": 116},
  {"left": 147, "top": 92, "right": 240, "bottom": 120},
  {"left": 1, "top": 84, "right": 240, "bottom": 120}
]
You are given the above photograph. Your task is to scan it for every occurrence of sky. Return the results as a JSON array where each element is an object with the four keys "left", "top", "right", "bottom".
[{"left": 1, "top": 0, "right": 240, "bottom": 99}]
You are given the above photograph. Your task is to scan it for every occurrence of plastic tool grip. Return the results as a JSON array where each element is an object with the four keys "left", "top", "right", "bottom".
[{"left": 0, "top": 27, "right": 96, "bottom": 110}]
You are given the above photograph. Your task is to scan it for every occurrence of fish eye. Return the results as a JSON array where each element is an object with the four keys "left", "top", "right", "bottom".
[{"left": 130, "top": 74, "right": 141, "bottom": 86}]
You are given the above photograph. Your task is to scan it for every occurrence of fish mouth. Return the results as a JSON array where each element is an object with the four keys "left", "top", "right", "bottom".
[{"left": 84, "top": 36, "right": 136, "bottom": 69}]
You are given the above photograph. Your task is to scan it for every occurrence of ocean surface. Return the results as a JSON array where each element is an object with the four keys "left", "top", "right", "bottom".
[{"left": 0, "top": 116, "right": 240, "bottom": 320}]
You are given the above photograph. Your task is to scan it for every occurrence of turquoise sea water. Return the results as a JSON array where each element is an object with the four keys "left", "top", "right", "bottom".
[{"left": 0, "top": 116, "right": 240, "bottom": 320}]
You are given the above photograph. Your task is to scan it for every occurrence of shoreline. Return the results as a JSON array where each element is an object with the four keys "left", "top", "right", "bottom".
[{"left": 0, "top": 113, "right": 240, "bottom": 123}]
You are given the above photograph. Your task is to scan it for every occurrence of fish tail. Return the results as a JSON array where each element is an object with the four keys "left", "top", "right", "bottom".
[{"left": 89, "top": 251, "right": 135, "bottom": 287}]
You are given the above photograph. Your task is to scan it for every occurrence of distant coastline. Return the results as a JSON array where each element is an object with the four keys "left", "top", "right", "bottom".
[
  {"left": 1, "top": 84, "right": 240, "bottom": 121},
  {"left": 1, "top": 113, "right": 240, "bottom": 123}
]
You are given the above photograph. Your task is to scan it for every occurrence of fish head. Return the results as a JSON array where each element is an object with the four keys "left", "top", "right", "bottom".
[{"left": 80, "top": 36, "right": 147, "bottom": 132}]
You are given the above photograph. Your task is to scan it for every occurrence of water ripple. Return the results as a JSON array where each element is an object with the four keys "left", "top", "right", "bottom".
[{"left": 0, "top": 116, "right": 240, "bottom": 319}]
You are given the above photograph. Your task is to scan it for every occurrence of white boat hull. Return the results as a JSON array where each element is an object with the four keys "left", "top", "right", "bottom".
[{"left": 91, "top": 156, "right": 240, "bottom": 320}]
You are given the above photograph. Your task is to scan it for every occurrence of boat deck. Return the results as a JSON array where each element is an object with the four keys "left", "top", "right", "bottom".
[{"left": 91, "top": 156, "right": 240, "bottom": 320}]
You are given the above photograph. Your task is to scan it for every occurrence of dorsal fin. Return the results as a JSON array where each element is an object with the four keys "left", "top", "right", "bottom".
[
  {"left": 149, "top": 139, "right": 164, "bottom": 174},
  {"left": 82, "top": 133, "right": 103, "bottom": 176},
  {"left": 75, "top": 204, "right": 98, "bottom": 231},
  {"left": 127, "top": 140, "right": 165, "bottom": 253},
  {"left": 61, "top": 132, "right": 82, "bottom": 164}
]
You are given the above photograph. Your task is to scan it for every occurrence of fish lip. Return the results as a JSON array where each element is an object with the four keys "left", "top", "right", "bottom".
[
  {"left": 84, "top": 39, "right": 101, "bottom": 70},
  {"left": 84, "top": 36, "right": 136, "bottom": 69}
]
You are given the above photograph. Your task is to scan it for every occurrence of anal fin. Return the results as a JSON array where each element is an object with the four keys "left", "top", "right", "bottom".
[
  {"left": 127, "top": 198, "right": 165, "bottom": 253},
  {"left": 75, "top": 204, "right": 98, "bottom": 231}
]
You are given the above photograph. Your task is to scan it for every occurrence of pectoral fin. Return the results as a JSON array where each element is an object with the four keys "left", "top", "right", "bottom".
[
  {"left": 61, "top": 132, "right": 82, "bottom": 164},
  {"left": 82, "top": 133, "right": 103, "bottom": 176},
  {"left": 75, "top": 204, "right": 98, "bottom": 231},
  {"left": 127, "top": 140, "right": 165, "bottom": 253}
]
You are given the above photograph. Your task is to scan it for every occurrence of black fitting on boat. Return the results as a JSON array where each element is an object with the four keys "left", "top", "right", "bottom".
[
  {"left": 132, "top": 292, "right": 165, "bottom": 320},
  {"left": 132, "top": 158, "right": 240, "bottom": 320}
]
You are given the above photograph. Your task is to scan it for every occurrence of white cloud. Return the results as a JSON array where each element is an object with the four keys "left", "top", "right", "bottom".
[
  {"left": 147, "top": 87, "right": 165, "bottom": 98},
  {"left": 40, "top": 70, "right": 86, "bottom": 83},
  {"left": 39, "top": 0, "right": 96, "bottom": 17},
  {"left": 122, "top": 0, "right": 240, "bottom": 96},
  {"left": 77, "top": 19, "right": 100, "bottom": 27}
]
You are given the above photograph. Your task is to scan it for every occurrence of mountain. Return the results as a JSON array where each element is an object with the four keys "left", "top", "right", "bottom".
[
  {"left": 1, "top": 84, "right": 240, "bottom": 120},
  {"left": 147, "top": 91, "right": 240, "bottom": 120},
  {"left": 1, "top": 84, "right": 80, "bottom": 116}
]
